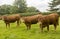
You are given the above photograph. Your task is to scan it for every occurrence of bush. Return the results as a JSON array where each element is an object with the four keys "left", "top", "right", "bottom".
[
  {"left": 19, "top": 12, "right": 40, "bottom": 16},
  {"left": 1, "top": 12, "right": 60, "bottom": 16}
]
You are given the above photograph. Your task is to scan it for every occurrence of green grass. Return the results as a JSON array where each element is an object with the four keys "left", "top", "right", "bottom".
[{"left": 0, "top": 19, "right": 60, "bottom": 39}]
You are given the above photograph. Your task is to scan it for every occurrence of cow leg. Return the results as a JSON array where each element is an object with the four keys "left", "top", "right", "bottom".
[
  {"left": 8, "top": 23, "right": 10, "bottom": 28},
  {"left": 20, "top": 19, "right": 21, "bottom": 24},
  {"left": 6, "top": 23, "right": 8, "bottom": 28},
  {"left": 47, "top": 25, "right": 49, "bottom": 31},
  {"left": 41, "top": 26, "right": 43, "bottom": 32},
  {"left": 17, "top": 20, "right": 19, "bottom": 27},
  {"left": 54, "top": 24, "right": 57, "bottom": 31},
  {"left": 29, "top": 25, "right": 31, "bottom": 29},
  {"left": 26, "top": 24, "right": 31, "bottom": 30},
  {"left": 40, "top": 24, "right": 43, "bottom": 32},
  {"left": 25, "top": 24, "right": 28, "bottom": 30},
  {"left": 56, "top": 19, "right": 59, "bottom": 25}
]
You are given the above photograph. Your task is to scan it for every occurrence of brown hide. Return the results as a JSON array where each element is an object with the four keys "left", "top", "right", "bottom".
[
  {"left": 38, "top": 13, "right": 59, "bottom": 32},
  {"left": 2, "top": 14, "right": 21, "bottom": 28},
  {"left": 21, "top": 14, "right": 42, "bottom": 30}
]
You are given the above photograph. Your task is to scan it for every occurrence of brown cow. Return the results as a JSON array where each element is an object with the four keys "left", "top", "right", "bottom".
[
  {"left": 38, "top": 13, "right": 59, "bottom": 32},
  {"left": 1, "top": 14, "right": 21, "bottom": 28},
  {"left": 21, "top": 14, "right": 42, "bottom": 30}
]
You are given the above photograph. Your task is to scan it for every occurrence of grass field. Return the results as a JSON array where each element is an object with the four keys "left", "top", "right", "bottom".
[{"left": 0, "top": 19, "right": 60, "bottom": 39}]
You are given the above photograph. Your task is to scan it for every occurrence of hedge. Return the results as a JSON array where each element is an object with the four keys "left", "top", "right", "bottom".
[{"left": 0, "top": 12, "right": 60, "bottom": 16}]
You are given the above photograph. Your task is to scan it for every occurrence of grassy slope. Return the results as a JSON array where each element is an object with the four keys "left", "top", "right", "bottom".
[{"left": 0, "top": 18, "right": 60, "bottom": 39}]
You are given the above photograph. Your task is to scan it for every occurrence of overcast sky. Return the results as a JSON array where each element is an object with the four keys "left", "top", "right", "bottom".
[{"left": 0, "top": 0, "right": 51, "bottom": 12}]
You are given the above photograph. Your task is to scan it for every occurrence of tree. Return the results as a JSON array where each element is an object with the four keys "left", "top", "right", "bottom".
[
  {"left": 48, "top": 0, "right": 60, "bottom": 12},
  {"left": 0, "top": 5, "right": 11, "bottom": 15},
  {"left": 9, "top": 6, "right": 19, "bottom": 14},
  {"left": 14, "top": 0, "right": 27, "bottom": 13},
  {"left": 55, "top": 0, "right": 60, "bottom": 5},
  {"left": 27, "top": 7, "right": 40, "bottom": 12},
  {"left": 0, "top": 5, "right": 19, "bottom": 15}
]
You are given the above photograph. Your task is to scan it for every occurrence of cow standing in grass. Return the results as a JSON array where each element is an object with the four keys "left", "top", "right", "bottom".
[
  {"left": 38, "top": 13, "right": 59, "bottom": 32},
  {"left": 1, "top": 14, "right": 21, "bottom": 28},
  {"left": 21, "top": 13, "right": 42, "bottom": 30}
]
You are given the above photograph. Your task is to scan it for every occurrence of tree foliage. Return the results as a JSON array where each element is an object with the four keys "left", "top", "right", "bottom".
[
  {"left": 0, "top": 5, "right": 19, "bottom": 15},
  {"left": 14, "top": 0, "right": 27, "bottom": 13},
  {"left": 48, "top": 0, "right": 60, "bottom": 12},
  {"left": 9, "top": 6, "right": 19, "bottom": 14},
  {"left": 0, "top": 5, "right": 11, "bottom": 15},
  {"left": 27, "top": 7, "right": 40, "bottom": 12},
  {"left": 0, "top": 0, "right": 40, "bottom": 15}
]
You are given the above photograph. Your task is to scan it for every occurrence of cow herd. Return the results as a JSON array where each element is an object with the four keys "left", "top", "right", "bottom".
[{"left": 0, "top": 13, "right": 59, "bottom": 32}]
